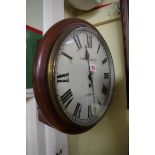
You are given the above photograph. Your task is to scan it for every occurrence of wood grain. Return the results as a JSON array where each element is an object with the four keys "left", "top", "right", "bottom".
[
  {"left": 33, "top": 18, "right": 99, "bottom": 134},
  {"left": 120, "top": 0, "right": 129, "bottom": 109}
]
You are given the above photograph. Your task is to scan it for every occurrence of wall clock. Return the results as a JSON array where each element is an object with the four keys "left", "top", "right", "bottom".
[{"left": 33, "top": 18, "right": 115, "bottom": 134}]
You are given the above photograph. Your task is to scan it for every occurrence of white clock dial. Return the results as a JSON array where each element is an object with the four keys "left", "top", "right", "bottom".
[{"left": 53, "top": 27, "right": 114, "bottom": 126}]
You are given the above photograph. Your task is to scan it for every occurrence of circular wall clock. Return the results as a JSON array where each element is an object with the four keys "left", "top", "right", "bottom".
[{"left": 33, "top": 18, "right": 115, "bottom": 134}]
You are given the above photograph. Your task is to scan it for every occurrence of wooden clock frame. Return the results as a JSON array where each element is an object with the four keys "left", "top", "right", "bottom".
[
  {"left": 33, "top": 18, "right": 113, "bottom": 134},
  {"left": 120, "top": 0, "right": 129, "bottom": 109}
]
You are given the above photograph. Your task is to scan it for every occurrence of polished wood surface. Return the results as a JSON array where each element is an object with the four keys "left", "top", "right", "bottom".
[
  {"left": 120, "top": 0, "right": 129, "bottom": 109},
  {"left": 33, "top": 18, "right": 101, "bottom": 134}
]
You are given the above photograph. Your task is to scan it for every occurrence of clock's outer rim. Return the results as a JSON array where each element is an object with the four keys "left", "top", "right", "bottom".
[{"left": 33, "top": 18, "right": 115, "bottom": 134}]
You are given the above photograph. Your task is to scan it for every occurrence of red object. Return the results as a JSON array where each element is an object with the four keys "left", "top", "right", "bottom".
[
  {"left": 90, "top": 3, "right": 111, "bottom": 11},
  {"left": 26, "top": 25, "right": 43, "bottom": 35}
]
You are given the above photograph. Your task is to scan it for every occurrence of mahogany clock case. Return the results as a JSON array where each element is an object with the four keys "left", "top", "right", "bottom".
[{"left": 33, "top": 18, "right": 115, "bottom": 134}]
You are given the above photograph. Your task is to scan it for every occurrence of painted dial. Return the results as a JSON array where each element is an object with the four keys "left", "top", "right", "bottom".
[{"left": 50, "top": 27, "right": 114, "bottom": 127}]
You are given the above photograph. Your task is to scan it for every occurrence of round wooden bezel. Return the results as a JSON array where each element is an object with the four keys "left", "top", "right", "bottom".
[{"left": 33, "top": 18, "right": 114, "bottom": 134}]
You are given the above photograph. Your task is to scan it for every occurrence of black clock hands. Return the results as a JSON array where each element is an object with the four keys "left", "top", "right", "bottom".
[
  {"left": 85, "top": 46, "right": 96, "bottom": 106},
  {"left": 89, "top": 72, "right": 96, "bottom": 106},
  {"left": 85, "top": 46, "right": 92, "bottom": 81}
]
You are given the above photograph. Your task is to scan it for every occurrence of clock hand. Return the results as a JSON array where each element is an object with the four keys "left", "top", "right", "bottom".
[
  {"left": 85, "top": 46, "right": 91, "bottom": 73},
  {"left": 85, "top": 46, "right": 96, "bottom": 106},
  {"left": 89, "top": 72, "right": 96, "bottom": 105}
]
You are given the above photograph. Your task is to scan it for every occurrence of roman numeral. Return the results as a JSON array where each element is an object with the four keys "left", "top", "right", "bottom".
[
  {"left": 61, "top": 52, "right": 73, "bottom": 61},
  {"left": 102, "top": 85, "right": 108, "bottom": 96},
  {"left": 102, "top": 58, "right": 107, "bottom": 64},
  {"left": 65, "top": 98, "right": 73, "bottom": 108},
  {"left": 73, "top": 35, "right": 82, "bottom": 50},
  {"left": 57, "top": 73, "right": 69, "bottom": 82},
  {"left": 88, "top": 105, "right": 93, "bottom": 118},
  {"left": 97, "top": 43, "right": 101, "bottom": 54},
  {"left": 73, "top": 103, "right": 82, "bottom": 118},
  {"left": 104, "top": 73, "right": 110, "bottom": 79},
  {"left": 86, "top": 33, "right": 92, "bottom": 48},
  {"left": 60, "top": 89, "right": 73, "bottom": 108}
]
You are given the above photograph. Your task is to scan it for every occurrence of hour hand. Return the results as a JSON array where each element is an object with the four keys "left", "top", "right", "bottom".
[{"left": 88, "top": 72, "right": 92, "bottom": 81}]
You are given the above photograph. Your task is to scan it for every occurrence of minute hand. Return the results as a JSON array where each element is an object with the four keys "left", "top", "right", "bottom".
[{"left": 85, "top": 46, "right": 96, "bottom": 104}]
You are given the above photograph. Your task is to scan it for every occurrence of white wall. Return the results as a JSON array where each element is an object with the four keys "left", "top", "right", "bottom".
[
  {"left": 26, "top": 0, "right": 43, "bottom": 30},
  {"left": 26, "top": 98, "right": 39, "bottom": 155}
]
